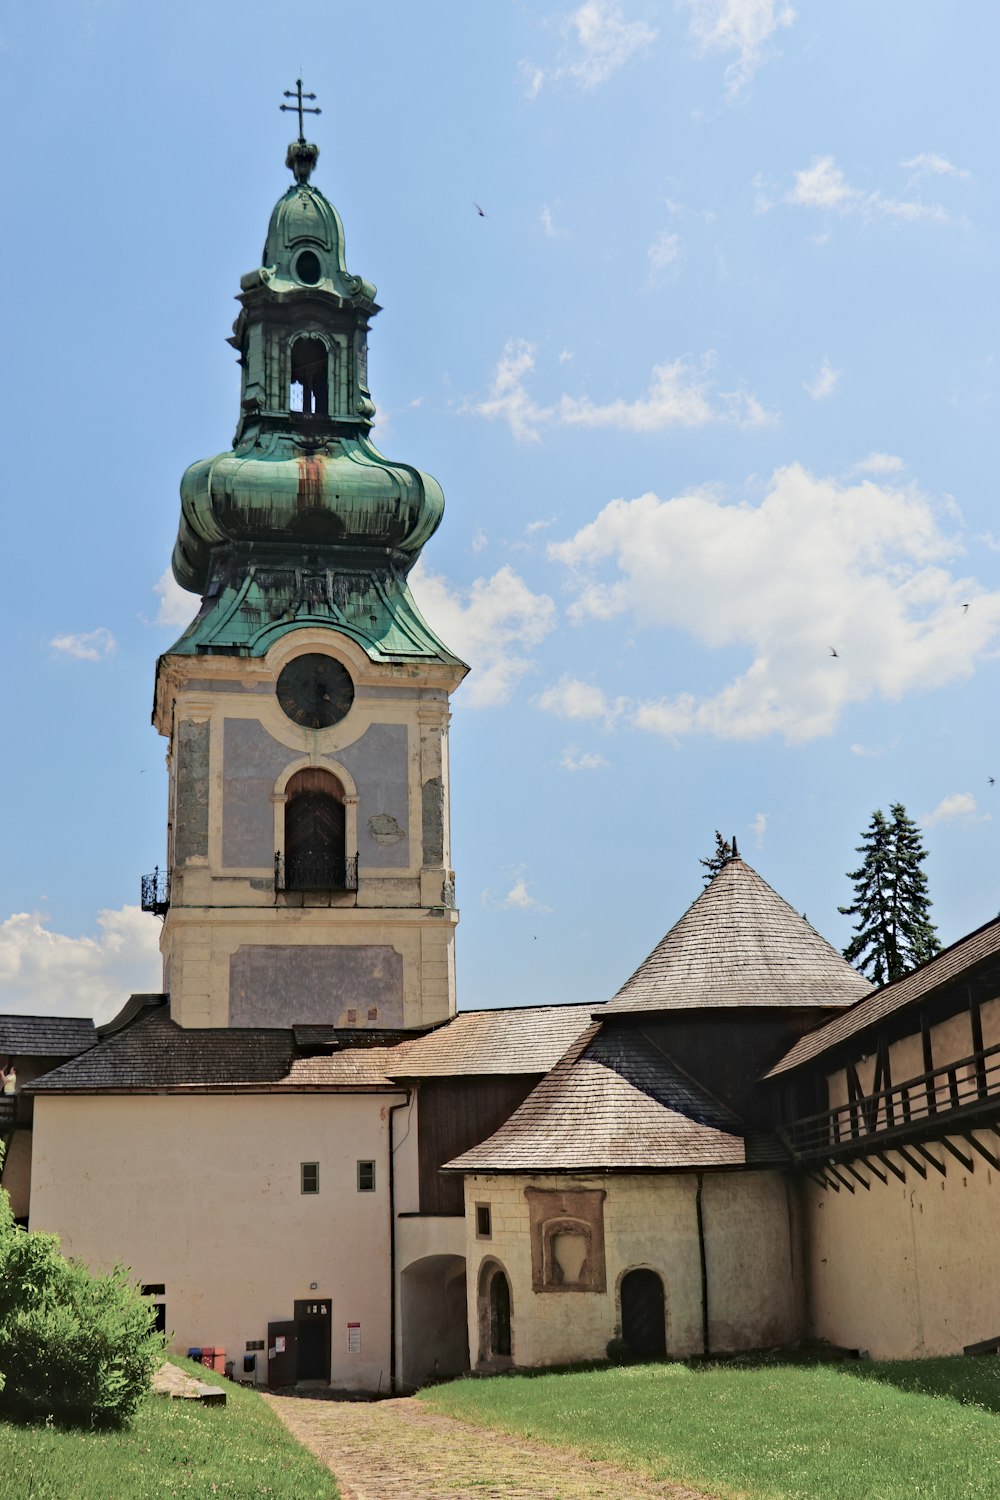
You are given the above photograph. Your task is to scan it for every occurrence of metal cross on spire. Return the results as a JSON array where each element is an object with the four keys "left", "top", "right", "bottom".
[{"left": 280, "top": 79, "right": 321, "bottom": 143}]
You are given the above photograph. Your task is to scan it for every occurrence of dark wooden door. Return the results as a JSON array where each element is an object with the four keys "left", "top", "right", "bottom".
[
  {"left": 267, "top": 1320, "right": 298, "bottom": 1388},
  {"left": 294, "top": 1299, "right": 331, "bottom": 1382},
  {"left": 286, "top": 789, "right": 346, "bottom": 889},
  {"left": 621, "top": 1270, "right": 666, "bottom": 1357},
  {"left": 489, "top": 1271, "right": 511, "bottom": 1357}
]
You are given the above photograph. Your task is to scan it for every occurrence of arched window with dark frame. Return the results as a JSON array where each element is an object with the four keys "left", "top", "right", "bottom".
[
  {"left": 289, "top": 336, "right": 329, "bottom": 416},
  {"left": 283, "top": 768, "right": 347, "bottom": 890}
]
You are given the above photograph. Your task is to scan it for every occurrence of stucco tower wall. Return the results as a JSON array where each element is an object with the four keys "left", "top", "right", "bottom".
[{"left": 463, "top": 1169, "right": 803, "bottom": 1368}]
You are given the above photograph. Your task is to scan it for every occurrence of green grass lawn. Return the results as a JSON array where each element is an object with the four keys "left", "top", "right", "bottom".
[
  {"left": 0, "top": 1358, "right": 337, "bottom": 1500},
  {"left": 420, "top": 1356, "right": 1000, "bottom": 1500}
]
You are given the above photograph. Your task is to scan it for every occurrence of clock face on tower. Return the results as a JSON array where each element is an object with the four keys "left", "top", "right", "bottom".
[{"left": 276, "top": 654, "right": 354, "bottom": 729}]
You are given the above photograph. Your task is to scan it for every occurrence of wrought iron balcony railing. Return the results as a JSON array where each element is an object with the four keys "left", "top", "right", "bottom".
[
  {"left": 274, "top": 851, "right": 359, "bottom": 895},
  {"left": 140, "top": 867, "right": 170, "bottom": 917},
  {"left": 784, "top": 1041, "right": 1000, "bottom": 1161}
]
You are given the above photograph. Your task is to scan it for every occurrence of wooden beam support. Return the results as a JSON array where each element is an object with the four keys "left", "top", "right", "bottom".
[
  {"left": 844, "top": 1162, "right": 872, "bottom": 1190},
  {"left": 827, "top": 1163, "right": 856, "bottom": 1194},
  {"left": 876, "top": 1151, "right": 906, "bottom": 1183},
  {"left": 895, "top": 1145, "right": 927, "bottom": 1178},
  {"left": 805, "top": 1171, "right": 830, "bottom": 1191},
  {"left": 965, "top": 1133, "right": 1000, "bottom": 1172},
  {"left": 940, "top": 1137, "right": 974, "bottom": 1173},
  {"left": 915, "top": 1143, "right": 947, "bottom": 1177},
  {"left": 860, "top": 1156, "right": 888, "bottom": 1185}
]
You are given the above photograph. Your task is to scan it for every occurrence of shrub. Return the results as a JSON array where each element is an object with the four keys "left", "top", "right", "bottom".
[{"left": 0, "top": 1187, "right": 164, "bottom": 1426}]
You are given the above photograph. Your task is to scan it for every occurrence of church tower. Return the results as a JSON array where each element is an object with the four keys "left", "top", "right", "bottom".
[{"left": 151, "top": 111, "right": 466, "bottom": 1031}]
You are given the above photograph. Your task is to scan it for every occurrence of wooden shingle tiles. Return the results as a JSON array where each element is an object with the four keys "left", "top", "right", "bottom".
[
  {"left": 444, "top": 1024, "right": 747, "bottom": 1173},
  {"left": 390, "top": 1003, "right": 597, "bottom": 1078},
  {"left": 0, "top": 1014, "right": 96, "bottom": 1058},
  {"left": 767, "top": 912, "right": 1000, "bottom": 1078},
  {"left": 604, "top": 858, "right": 872, "bottom": 1016}
]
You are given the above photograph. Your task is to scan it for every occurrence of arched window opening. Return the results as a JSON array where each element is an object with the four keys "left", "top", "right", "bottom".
[
  {"left": 620, "top": 1268, "right": 666, "bottom": 1358},
  {"left": 489, "top": 1270, "right": 512, "bottom": 1358},
  {"left": 289, "top": 337, "right": 329, "bottom": 416},
  {"left": 283, "top": 768, "right": 348, "bottom": 891}
]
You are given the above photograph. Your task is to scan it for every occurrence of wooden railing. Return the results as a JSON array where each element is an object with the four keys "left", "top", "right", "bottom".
[{"left": 786, "top": 1042, "right": 1000, "bottom": 1159}]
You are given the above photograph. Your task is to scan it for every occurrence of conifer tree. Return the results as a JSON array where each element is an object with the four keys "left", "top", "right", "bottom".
[
  {"left": 839, "top": 803, "right": 940, "bottom": 985},
  {"left": 700, "top": 831, "right": 734, "bottom": 885}
]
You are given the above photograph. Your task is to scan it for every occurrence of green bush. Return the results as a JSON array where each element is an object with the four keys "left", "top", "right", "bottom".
[{"left": 0, "top": 1188, "right": 164, "bottom": 1427}]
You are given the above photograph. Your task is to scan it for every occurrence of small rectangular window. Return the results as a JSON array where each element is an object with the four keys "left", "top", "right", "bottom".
[
  {"left": 476, "top": 1204, "right": 492, "bottom": 1238},
  {"left": 301, "top": 1162, "right": 320, "bottom": 1195},
  {"left": 357, "top": 1160, "right": 376, "bottom": 1192}
]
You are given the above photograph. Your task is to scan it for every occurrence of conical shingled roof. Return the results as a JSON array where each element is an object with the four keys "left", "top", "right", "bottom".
[{"left": 603, "top": 858, "right": 872, "bottom": 1015}]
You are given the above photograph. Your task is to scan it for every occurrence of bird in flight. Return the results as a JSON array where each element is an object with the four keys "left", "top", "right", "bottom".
[
  {"left": 830, "top": 647, "right": 839, "bottom": 658},
  {"left": 473, "top": 203, "right": 487, "bottom": 217},
  {"left": 962, "top": 602, "right": 970, "bottom": 613},
  {"left": 990, "top": 777, "right": 996, "bottom": 787}
]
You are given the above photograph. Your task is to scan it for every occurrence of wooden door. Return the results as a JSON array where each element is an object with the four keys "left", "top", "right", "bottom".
[
  {"left": 621, "top": 1270, "right": 666, "bottom": 1357},
  {"left": 267, "top": 1320, "right": 298, "bottom": 1389}
]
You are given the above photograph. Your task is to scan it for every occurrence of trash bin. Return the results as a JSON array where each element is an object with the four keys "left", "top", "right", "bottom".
[
  {"left": 213, "top": 1348, "right": 226, "bottom": 1374},
  {"left": 187, "top": 1347, "right": 202, "bottom": 1362},
  {"left": 200, "top": 1346, "right": 215, "bottom": 1368}
]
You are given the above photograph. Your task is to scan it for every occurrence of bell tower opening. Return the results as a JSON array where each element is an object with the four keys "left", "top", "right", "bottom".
[
  {"left": 289, "top": 336, "right": 328, "bottom": 415},
  {"left": 284, "top": 768, "right": 347, "bottom": 891}
]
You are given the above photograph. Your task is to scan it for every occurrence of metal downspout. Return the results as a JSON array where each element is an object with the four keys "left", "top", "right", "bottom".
[
  {"left": 696, "top": 1173, "right": 710, "bottom": 1356},
  {"left": 388, "top": 1089, "right": 411, "bottom": 1394}
]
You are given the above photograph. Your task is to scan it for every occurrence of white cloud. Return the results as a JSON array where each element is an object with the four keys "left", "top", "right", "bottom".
[
  {"left": 923, "top": 792, "right": 987, "bottom": 828},
  {"left": 785, "top": 155, "right": 951, "bottom": 225},
  {"left": 550, "top": 464, "right": 1000, "bottom": 743},
  {"left": 902, "top": 153, "right": 969, "bottom": 181},
  {"left": 470, "top": 342, "right": 775, "bottom": 442},
  {"left": 852, "top": 453, "right": 906, "bottom": 476},
  {"left": 558, "top": 349, "right": 575, "bottom": 364},
  {"left": 560, "top": 747, "right": 610, "bottom": 771},
  {"left": 524, "top": 2, "right": 656, "bottom": 94},
  {"left": 849, "top": 742, "right": 884, "bottom": 758},
  {"left": 50, "top": 627, "right": 116, "bottom": 662},
  {"left": 526, "top": 517, "right": 557, "bottom": 536},
  {"left": 540, "top": 203, "right": 565, "bottom": 238},
  {"left": 471, "top": 529, "right": 488, "bottom": 555},
  {"left": 154, "top": 567, "right": 197, "bottom": 628},
  {"left": 750, "top": 811, "right": 767, "bottom": 844},
  {"left": 409, "top": 561, "right": 556, "bottom": 708},
  {"left": 682, "top": 0, "right": 795, "bottom": 95},
  {"left": 804, "top": 356, "right": 839, "bottom": 401},
  {"left": 648, "top": 230, "right": 682, "bottom": 278},
  {"left": 538, "top": 676, "right": 609, "bottom": 719},
  {"left": 0, "top": 906, "right": 162, "bottom": 1023},
  {"left": 482, "top": 867, "right": 552, "bottom": 912}
]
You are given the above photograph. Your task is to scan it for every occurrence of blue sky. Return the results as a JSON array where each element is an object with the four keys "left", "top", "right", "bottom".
[{"left": 1, "top": 1, "right": 999, "bottom": 1018}]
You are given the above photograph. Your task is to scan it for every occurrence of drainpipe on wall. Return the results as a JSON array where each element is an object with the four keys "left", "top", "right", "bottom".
[
  {"left": 388, "top": 1089, "right": 412, "bottom": 1394},
  {"left": 695, "top": 1173, "right": 710, "bottom": 1357}
]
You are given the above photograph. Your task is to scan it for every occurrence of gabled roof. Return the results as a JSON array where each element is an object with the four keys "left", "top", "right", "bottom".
[
  {"left": 603, "top": 858, "right": 871, "bottom": 1016},
  {"left": 444, "top": 1024, "right": 747, "bottom": 1173},
  {"left": 767, "top": 911, "right": 1000, "bottom": 1078},
  {"left": 391, "top": 1003, "right": 597, "bottom": 1079},
  {"left": 27, "top": 1006, "right": 406, "bottom": 1094},
  {"left": 0, "top": 1014, "right": 97, "bottom": 1058}
]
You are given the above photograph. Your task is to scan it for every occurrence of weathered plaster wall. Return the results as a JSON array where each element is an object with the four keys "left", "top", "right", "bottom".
[
  {"left": 222, "top": 719, "right": 293, "bottom": 869},
  {"left": 229, "top": 943, "right": 404, "bottom": 1027},
  {"left": 335, "top": 722, "right": 409, "bottom": 870},
  {"left": 462, "top": 1170, "right": 802, "bottom": 1368},
  {"left": 175, "top": 720, "right": 210, "bottom": 863},
  {"left": 805, "top": 1133, "right": 1000, "bottom": 1357},
  {"left": 30, "top": 1093, "right": 402, "bottom": 1392}
]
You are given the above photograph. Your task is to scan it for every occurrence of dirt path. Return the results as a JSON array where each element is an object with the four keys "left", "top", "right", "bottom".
[{"left": 263, "top": 1391, "right": 716, "bottom": 1500}]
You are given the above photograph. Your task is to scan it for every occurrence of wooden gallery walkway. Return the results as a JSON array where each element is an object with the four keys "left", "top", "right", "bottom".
[{"left": 264, "top": 1391, "right": 714, "bottom": 1500}]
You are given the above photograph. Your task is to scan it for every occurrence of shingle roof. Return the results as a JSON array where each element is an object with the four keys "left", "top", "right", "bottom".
[
  {"left": 767, "top": 912, "right": 1000, "bottom": 1078},
  {"left": 604, "top": 858, "right": 871, "bottom": 1015},
  {"left": 390, "top": 1003, "right": 597, "bottom": 1078},
  {"left": 0, "top": 1014, "right": 97, "bottom": 1058},
  {"left": 444, "top": 1024, "right": 747, "bottom": 1173},
  {"left": 28, "top": 1008, "right": 406, "bottom": 1093}
]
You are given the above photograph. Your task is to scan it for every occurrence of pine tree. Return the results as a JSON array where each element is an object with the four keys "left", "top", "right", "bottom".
[
  {"left": 700, "top": 831, "right": 734, "bottom": 885},
  {"left": 839, "top": 803, "right": 940, "bottom": 985}
]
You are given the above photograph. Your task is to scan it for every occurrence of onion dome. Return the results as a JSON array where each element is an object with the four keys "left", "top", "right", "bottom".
[{"left": 166, "top": 139, "right": 457, "bottom": 665}]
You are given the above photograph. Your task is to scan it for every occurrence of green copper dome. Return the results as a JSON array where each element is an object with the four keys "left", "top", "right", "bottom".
[{"left": 166, "top": 138, "right": 457, "bottom": 665}]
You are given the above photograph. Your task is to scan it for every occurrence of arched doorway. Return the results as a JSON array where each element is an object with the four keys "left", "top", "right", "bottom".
[
  {"left": 284, "top": 768, "right": 346, "bottom": 890},
  {"left": 476, "top": 1259, "right": 514, "bottom": 1367},
  {"left": 399, "top": 1254, "right": 469, "bottom": 1391},
  {"left": 620, "top": 1268, "right": 666, "bottom": 1357}
]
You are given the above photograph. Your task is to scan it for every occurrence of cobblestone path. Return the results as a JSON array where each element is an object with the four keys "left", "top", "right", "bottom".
[{"left": 264, "top": 1391, "right": 716, "bottom": 1500}]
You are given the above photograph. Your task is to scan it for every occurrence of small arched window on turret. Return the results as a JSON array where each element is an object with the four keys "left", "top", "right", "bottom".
[
  {"left": 283, "top": 769, "right": 348, "bottom": 890},
  {"left": 289, "top": 336, "right": 329, "bottom": 417}
]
